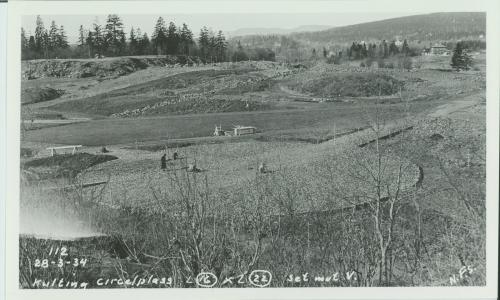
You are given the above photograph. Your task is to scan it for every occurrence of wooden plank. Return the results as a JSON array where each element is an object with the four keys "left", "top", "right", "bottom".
[
  {"left": 47, "top": 145, "right": 82, "bottom": 150},
  {"left": 41, "top": 181, "right": 107, "bottom": 191}
]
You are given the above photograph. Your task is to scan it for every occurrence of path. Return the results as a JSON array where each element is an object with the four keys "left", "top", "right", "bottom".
[{"left": 427, "top": 93, "right": 481, "bottom": 118}]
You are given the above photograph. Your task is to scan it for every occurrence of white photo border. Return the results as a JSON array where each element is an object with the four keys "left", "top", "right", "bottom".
[{"left": 5, "top": 1, "right": 499, "bottom": 299}]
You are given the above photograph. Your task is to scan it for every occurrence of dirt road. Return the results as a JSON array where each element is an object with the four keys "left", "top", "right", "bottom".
[{"left": 427, "top": 93, "right": 482, "bottom": 118}]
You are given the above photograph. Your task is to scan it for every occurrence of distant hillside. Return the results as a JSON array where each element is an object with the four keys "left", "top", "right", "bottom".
[
  {"left": 226, "top": 25, "right": 332, "bottom": 38},
  {"left": 292, "top": 12, "right": 486, "bottom": 44},
  {"left": 229, "top": 12, "right": 486, "bottom": 57}
]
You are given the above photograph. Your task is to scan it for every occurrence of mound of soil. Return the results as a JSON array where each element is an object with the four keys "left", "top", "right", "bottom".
[
  {"left": 22, "top": 56, "right": 203, "bottom": 80},
  {"left": 20, "top": 148, "right": 37, "bottom": 158},
  {"left": 48, "top": 68, "right": 267, "bottom": 116},
  {"left": 22, "top": 153, "right": 118, "bottom": 180},
  {"left": 21, "top": 86, "right": 65, "bottom": 104},
  {"left": 112, "top": 96, "right": 271, "bottom": 117},
  {"left": 287, "top": 73, "right": 403, "bottom": 98}
]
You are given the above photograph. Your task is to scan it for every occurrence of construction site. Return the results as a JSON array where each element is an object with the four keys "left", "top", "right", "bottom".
[{"left": 17, "top": 13, "right": 487, "bottom": 289}]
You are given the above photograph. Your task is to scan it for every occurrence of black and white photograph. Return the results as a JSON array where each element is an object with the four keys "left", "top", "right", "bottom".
[{"left": 3, "top": 0, "right": 499, "bottom": 299}]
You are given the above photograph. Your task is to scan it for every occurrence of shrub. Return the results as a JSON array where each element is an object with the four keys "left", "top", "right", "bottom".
[
  {"left": 326, "top": 55, "right": 341, "bottom": 65},
  {"left": 377, "top": 58, "right": 386, "bottom": 68},
  {"left": 451, "top": 41, "right": 473, "bottom": 71},
  {"left": 365, "top": 58, "right": 374, "bottom": 67},
  {"left": 287, "top": 73, "right": 403, "bottom": 97},
  {"left": 20, "top": 148, "right": 36, "bottom": 158},
  {"left": 397, "top": 55, "right": 413, "bottom": 71}
]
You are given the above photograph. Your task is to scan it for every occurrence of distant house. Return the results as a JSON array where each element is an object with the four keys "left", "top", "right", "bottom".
[
  {"left": 233, "top": 126, "right": 256, "bottom": 136},
  {"left": 430, "top": 44, "right": 449, "bottom": 56}
]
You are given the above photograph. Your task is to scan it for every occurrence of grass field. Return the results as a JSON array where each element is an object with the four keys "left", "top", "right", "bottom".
[{"left": 22, "top": 98, "right": 446, "bottom": 146}]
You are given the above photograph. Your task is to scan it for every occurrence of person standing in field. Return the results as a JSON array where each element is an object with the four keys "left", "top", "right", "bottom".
[{"left": 161, "top": 153, "right": 167, "bottom": 170}]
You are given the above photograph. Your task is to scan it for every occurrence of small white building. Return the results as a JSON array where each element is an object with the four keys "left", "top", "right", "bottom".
[
  {"left": 430, "top": 43, "right": 449, "bottom": 56},
  {"left": 233, "top": 126, "right": 256, "bottom": 136}
]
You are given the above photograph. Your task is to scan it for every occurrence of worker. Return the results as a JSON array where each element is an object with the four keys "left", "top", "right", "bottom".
[
  {"left": 187, "top": 163, "right": 201, "bottom": 173},
  {"left": 161, "top": 154, "right": 167, "bottom": 170},
  {"left": 258, "top": 163, "right": 266, "bottom": 174}
]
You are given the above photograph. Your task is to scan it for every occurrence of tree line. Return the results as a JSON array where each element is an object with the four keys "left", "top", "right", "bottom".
[
  {"left": 21, "top": 15, "right": 272, "bottom": 62},
  {"left": 21, "top": 16, "right": 70, "bottom": 60},
  {"left": 342, "top": 39, "right": 414, "bottom": 60}
]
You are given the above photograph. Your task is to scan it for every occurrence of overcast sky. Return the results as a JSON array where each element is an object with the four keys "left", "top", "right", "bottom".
[{"left": 22, "top": 12, "right": 429, "bottom": 43}]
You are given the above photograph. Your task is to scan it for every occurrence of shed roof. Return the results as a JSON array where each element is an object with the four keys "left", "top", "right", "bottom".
[
  {"left": 234, "top": 125, "right": 256, "bottom": 129},
  {"left": 431, "top": 43, "right": 447, "bottom": 48}
]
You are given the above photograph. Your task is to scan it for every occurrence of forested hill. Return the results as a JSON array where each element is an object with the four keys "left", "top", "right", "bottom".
[{"left": 291, "top": 12, "right": 486, "bottom": 43}]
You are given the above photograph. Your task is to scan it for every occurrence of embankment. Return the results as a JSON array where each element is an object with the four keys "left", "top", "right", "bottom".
[{"left": 22, "top": 55, "right": 203, "bottom": 80}]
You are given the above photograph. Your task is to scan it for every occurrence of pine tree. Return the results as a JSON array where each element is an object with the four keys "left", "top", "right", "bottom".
[
  {"left": 135, "top": 28, "right": 142, "bottom": 40},
  {"left": 129, "top": 27, "right": 138, "bottom": 55},
  {"left": 119, "top": 34, "right": 126, "bottom": 55},
  {"left": 57, "top": 25, "right": 69, "bottom": 49},
  {"left": 215, "top": 30, "right": 227, "bottom": 62},
  {"left": 135, "top": 28, "right": 144, "bottom": 54},
  {"left": 208, "top": 34, "right": 217, "bottom": 62},
  {"left": 21, "top": 28, "right": 34, "bottom": 60},
  {"left": 152, "top": 17, "right": 167, "bottom": 55},
  {"left": 42, "top": 30, "right": 49, "bottom": 58},
  {"left": 401, "top": 39, "right": 410, "bottom": 56},
  {"left": 28, "top": 35, "right": 36, "bottom": 55},
  {"left": 451, "top": 41, "right": 473, "bottom": 71},
  {"left": 179, "top": 23, "right": 194, "bottom": 56},
  {"left": 86, "top": 31, "right": 94, "bottom": 57},
  {"left": 389, "top": 40, "right": 399, "bottom": 56},
  {"left": 382, "top": 40, "right": 388, "bottom": 58},
  {"left": 104, "top": 14, "right": 126, "bottom": 56},
  {"left": 48, "top": 21, "right": 59, "bottom": 52},
  {"left": 139, "top": 32, "right": 151, "bottom": 55},
  {"left": 91, "top": 22, "right": 104, "bottom": 57},
  {"left": 368, "top": 43, "right": 376, "bottom": 58},
  {"left": 20, "top": 28, "right": 28, "bottom": 53},
  {"left": 152, "top": 17, "right": 165, "bottom": 40},
  {"left": 361, "top": 43, "right": 368, "bottom": 58},
  {"left": 166, "top": 22, "right": 179, "bottom": 55},
  {"left": 76, "top": 25, "right": 90, "bottom": 58},
  {"left": 78, "top": 25, "right": 86, "bottom": 47},
  {"left": 198, "top": 26, "right": 210, "bottom": 61},
  {"left": 34, "top": 15, "right": 46, "bottom": 57}
]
